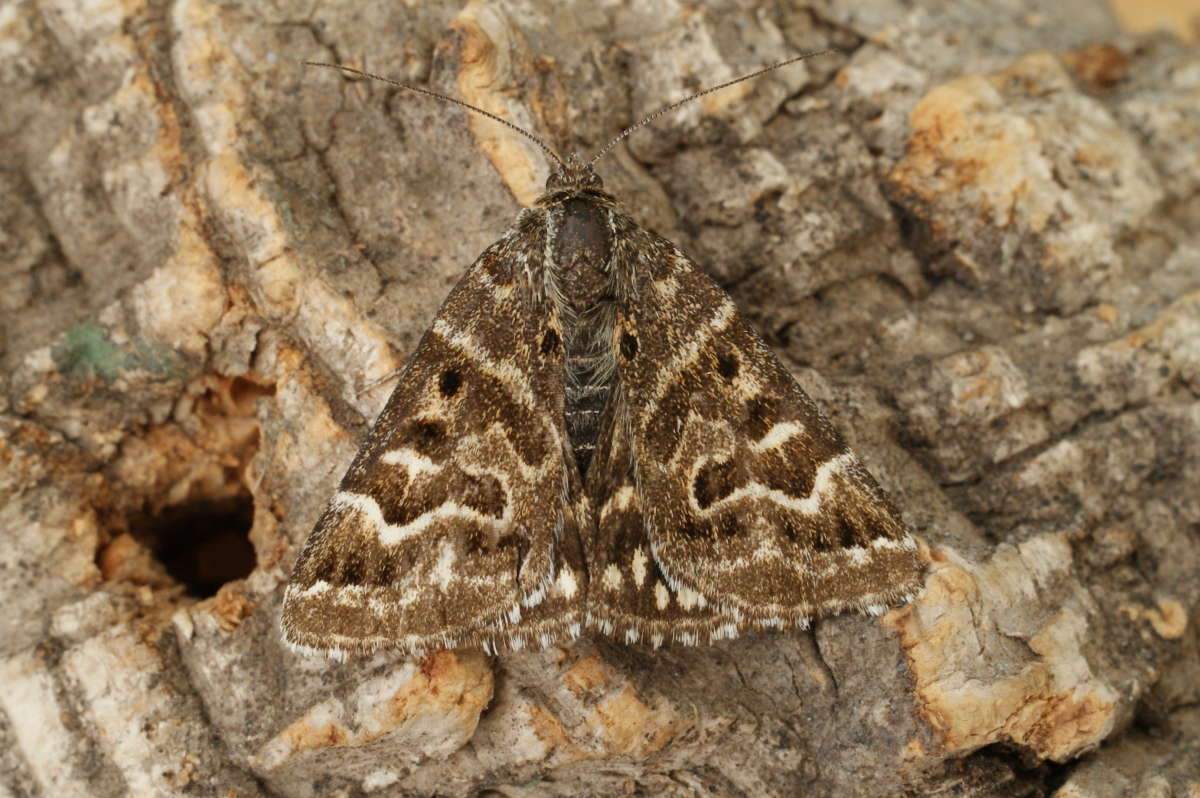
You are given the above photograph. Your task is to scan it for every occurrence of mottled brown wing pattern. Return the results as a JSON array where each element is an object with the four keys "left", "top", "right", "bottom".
[
  {"left": 585, "top": 395, "right": 743, "bottom": 646},
  {"left": 281, "top": 228, "right": 586, "bottom": 657},
  {"left": 283, "top": 151, "right": 922, "bottom": 658},
  {"left": 469, "top": 448, "right": 591, "bottom": 654},
  {"left": 610, "top": 228, "right": 922, "bottom": 630}
]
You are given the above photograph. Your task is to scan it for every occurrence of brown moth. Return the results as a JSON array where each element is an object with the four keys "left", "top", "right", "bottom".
[{"left": 281, "top": 53, "right": 924, "bottom": 658}]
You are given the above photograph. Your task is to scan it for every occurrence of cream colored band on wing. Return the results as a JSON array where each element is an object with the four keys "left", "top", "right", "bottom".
[
  {"left": 333, "top": 491, "right": 498, "bottom": 545},
  {"left": 816, "top": 534, "right": 918, "bottom": 577},
  {"left": 692, "top": 451, "right": 857, "bottom": 515},
  {"left": 380, "top": 447, "right": 442, "bottom": 475},
  {"left": 647, "top": 299, "right": 737, "bottom": 407},
  {"left": 598, "top": 485, "right": 635, "bottom": 521},
  {"left": 750, "top": 421, "right": 806, "bottom": 452}
]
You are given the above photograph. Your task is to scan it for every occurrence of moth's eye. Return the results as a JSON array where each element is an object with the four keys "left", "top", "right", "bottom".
[
  {"left": 438, "top": 369, "right": 461, "bottom": 398},
  {"left": 619, "top": 331, "right": 638, "bottom": 359},
  {"left": 546, "top": 171, "right": 564, "bottom": 189}
]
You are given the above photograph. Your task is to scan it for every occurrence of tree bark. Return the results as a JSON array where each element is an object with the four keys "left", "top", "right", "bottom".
[{"left": 1, "top": 1, "right": 1198, "bottom": 796}]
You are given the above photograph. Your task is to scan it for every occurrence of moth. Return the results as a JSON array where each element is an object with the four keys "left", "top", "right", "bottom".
[{"left": 281, "top": 53, "right": 924, "bottom": 658}]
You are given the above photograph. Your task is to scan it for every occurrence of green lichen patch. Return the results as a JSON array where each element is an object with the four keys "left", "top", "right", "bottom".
[{"left": 52, "top": 323, "right": 187, "bottom": 382}]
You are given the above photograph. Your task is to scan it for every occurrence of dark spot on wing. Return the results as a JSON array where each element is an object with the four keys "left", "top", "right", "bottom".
[
  {"left": 803, "top": 504, "right": 868, "bottom": 553},
  {"left": 837, "top": 511, "right": 862, "bottom": 548},
  {"left": 468, "top": 527, "right": 521, "bottom": 557},
  {"left": 717, "top": 352, "right": 739, "bottom": 379},
  {"left": 464, "top": 528, "right": 487, "bottom": 555},
  {"left": 406, "top": 417, "right": 449, "bottom": 459},
  {"left": 745, "top": 393, "right": 782, "bottom": 440},
  {"left": 692, "top": 458, "right": 740, "bottom": 510},
  {"left": 419, "top": 420, "right": 442, "bottom": 438},
  {"left": 439, "top": 369, "right": 461, "bottom": 398},
  {"left": 826, "top": 506, "right": 865, "bottom": 550},
  {"left": 758, "top": 434, "right": 846, "bottom": 503},
  {"left": 460, "top": 472, "right": 506, "bottom": 519},
  {"left": 479, "top": 245, "right": 517, "bottom": 286},
  {"left": 541, "top": 328, "right": 560, "bottom": 355},
  {"left": 604, "top": 501, "right": 641, "bottom": 554}
]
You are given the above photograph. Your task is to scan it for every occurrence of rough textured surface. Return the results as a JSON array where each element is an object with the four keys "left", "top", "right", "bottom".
[{"left": 1, "top": 1, "right": 1198, "bottom": 796}]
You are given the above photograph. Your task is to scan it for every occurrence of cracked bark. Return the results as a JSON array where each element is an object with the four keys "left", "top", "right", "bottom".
[{"left": 2, "top": 1, "right": 1199, "bottom": 797}]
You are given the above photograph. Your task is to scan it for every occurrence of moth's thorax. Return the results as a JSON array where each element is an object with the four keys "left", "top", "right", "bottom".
[
  {"left": 552, "top": 196, "right": 613, "bottom": 311},
  {"left": 542, "top": 184, "right": 619, "bottom": 479},
  {"left": 540, "top": 158, "right": 619, "bottom": 312}
]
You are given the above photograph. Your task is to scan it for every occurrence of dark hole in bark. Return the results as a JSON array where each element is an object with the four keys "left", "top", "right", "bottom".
[{"left": 129, "top": 494, "right": 256, "bottom": 598}]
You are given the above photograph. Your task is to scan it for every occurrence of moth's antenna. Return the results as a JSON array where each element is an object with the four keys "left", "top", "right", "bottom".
[
  {"left": 589, "top": 49, "right": 841, "bottom": 167},
  {"left": 303, "top": 61, "right": 566, "bottom": 170}
]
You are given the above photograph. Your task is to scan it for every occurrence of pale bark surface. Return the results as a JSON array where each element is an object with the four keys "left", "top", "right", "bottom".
[{"left": 1, "top": 1, "right": 1198, "bottom": 797}]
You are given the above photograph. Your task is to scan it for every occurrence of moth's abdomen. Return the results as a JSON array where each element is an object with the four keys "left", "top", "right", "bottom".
[
  {"left": 564, "top": 343, "right": 613, "bottom": 476},
  {"left": 549, "top": 195, "right": 619, "bottom": 477}
]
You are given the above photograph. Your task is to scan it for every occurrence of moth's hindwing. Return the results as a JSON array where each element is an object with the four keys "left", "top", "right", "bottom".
[
  {"left": 281, "top": 230, "right": 587, "bottom": 656},
  {"left": 599, "top": 225, "right": 922, "bottom": 633}
]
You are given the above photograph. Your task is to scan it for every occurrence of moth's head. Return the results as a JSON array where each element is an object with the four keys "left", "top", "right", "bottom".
[{"left": 545, "top": 154, "right": 604, "bottom": 193}]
